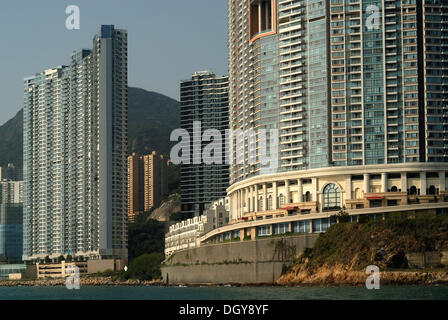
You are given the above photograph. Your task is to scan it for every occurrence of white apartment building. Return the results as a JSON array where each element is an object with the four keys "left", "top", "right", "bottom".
[{"left": 23, "top": 25, "right": 128, "bottom": 262}]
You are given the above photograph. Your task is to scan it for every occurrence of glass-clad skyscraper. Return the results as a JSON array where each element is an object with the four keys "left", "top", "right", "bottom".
[
  {"left": 179, "top": 71, "right": 230, "bottom": 217},
  {"left": 222, "top": 0, "right": 448, "bottom": 228},
  {"left": 23, "top": 25, "right": 128, "bottom": 262}
]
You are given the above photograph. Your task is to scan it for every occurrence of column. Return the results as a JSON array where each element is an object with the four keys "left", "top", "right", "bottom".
[
  {"left": 265, "top": 1, "right": 270, "bottom": 28},
  {"left": 420, "top": 172, "right": 427, "bottom": 195},
  {"left": 285, "top": 180, "right": 291, "bottom": 204},
  {"left": 248, "top": 187, "right": 253, "bottom": 212},
  {"left": 262, "top": 183, "right": 267, "bottom": 211},
  {"left": 311, "top": 178, "right": 318, "bottom": 202},
  {"left": 273, "top": 181, "right": 278, "bottom": 209},
  {"left": 229, "top": 193, "right": 235, "bottom": 220},
  {"left": 345, "top": 175, "right": 352, "bottom": 200},
  {"left": 381, "top": 173, "right": 387, "bottom": 193},
  {"left": 319, "top": 193, "right": 324, "bottom": 213},
  {"left": 234, "top": 191, "right": 238, "bottom": 218},
  {"left": 238, "top": 190, "right": 242, "bottom": 218},
  {"left": 254, "top": 184, "right": 259, "bottom": 212},
  {"left": 440, "top": 171, "right": 446, "bottom": 192},
  {"left": 297, "top": 179, "right": 303, "bottom": 202},
  {"left": 363, "top": 174, "right": 370, "bottom": 194},
  {"left": 258, "top": 3, "right": 262, "bottom": 32},
  {"left": 246, "top": 187, "right": 250, "bottom": 212},
  {"left": 401, "top": 172, "right": 408, "bottom": 193}
]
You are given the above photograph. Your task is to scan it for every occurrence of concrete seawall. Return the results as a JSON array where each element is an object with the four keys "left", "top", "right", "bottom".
[{"left": 161, "top": 234, "right": 319, "bottom": 284}]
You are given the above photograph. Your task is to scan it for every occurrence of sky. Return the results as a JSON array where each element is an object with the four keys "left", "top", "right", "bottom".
[{"left": 0, "top": 0, "right": 228, "bottom": 125}]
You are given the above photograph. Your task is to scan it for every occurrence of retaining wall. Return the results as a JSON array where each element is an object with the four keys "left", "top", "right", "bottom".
[{"left": 161, "top": 234, "right": 319, "bottom": 284}]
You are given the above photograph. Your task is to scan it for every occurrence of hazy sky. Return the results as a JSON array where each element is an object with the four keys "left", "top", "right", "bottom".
[{"left": 0, "top": 0, "right": 228, "bottom": 125}]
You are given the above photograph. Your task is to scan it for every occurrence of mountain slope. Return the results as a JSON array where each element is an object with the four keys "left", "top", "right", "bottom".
[
  {"left": 127, "top": 87, "right": 179, "bottom": 156},
  {"left": 0, "top": 109, "right": 23, "bottom": 167},
  {"left": 0, "top": 87, "right": 180, "bottom": 167}
]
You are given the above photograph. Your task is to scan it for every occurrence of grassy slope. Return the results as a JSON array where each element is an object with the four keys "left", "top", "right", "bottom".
[
  {"left": 0, "top": 109, "right": 23, "bottom": 167},
  {"left": 301, "top": 214, "right": 448, "bottom": 271}
]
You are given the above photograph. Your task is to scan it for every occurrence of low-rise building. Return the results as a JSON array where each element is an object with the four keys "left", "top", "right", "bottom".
[
  {"left": 0, "top": 264, "right": 27, "bottom": 280},
  {"left": 36, "top": 261, "right": 88, "bottom": 279},
  {"left": 165, "top": 216, "right": 207, "bottom": 256},
  {"left": 204, "top": 198, "right": 230, "bottom": 234},
  {"left": 165, "top": 198, "right": 231, "bottom": 256}
]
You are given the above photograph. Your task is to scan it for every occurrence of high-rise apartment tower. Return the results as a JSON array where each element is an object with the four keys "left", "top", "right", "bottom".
[
  {"left": 128, "top": 151, "right": 168, "bottom": 222},
  {"left": 23, "top": 25, "right": 128, "bottom": 261},
  {"left": 198, "top": 0, "right": 448, "bottom": 242},
  {"left": 179, "top": 71, "right": 230, "bottom": 217}
]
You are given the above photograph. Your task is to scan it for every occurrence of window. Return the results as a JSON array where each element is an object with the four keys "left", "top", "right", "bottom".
[
  {"left": 387, "top": 200, "right": 398, "bottom": 206},
  {"left": 312, "top": 218, "right": 333, "bottom": 233},
  {"left": 323, "top": 184, "right": 341, "bottom": 211},
  {"left": 428, "top": 185, "right": 437, "bottom": 195},
  {"left": 370, "top": 200, "right": 382, "bottom": 208},
  {"left": 279, "top": 194, "right": 285, "bottom": 207},
  {"left": 257, "top": 225, "right": 270, "bottom": 237},
  {"left": 292, "top": 220, "right": 310, "bottom": 233},
  {"left": 304, "top": 191, "right": 311, "bottom": 202},
  {"left": 249, "top": 0, "right": 275, "bottom": 40},
  {"left": 409, "top": 186, "right": 418, "bottom": 195},
  {"left": 268, "top": 195, "right": 273, "bottom": 210},
  {"left": 258, "top": 197, "right": 263, "bottom": 210},
  {"left": 273, "top": 223, "right": 289, "bottom": 235},
  {"left": 390, "top": 186, "right": 398, "bottom": 192}
]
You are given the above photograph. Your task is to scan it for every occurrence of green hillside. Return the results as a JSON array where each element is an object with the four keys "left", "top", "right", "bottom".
[
  {"left": 295, "top": 213, "right": 448, "bottom": 271},
  {"left": 0, "top": 87, "right": 180, "bottom": 167},
  {"left": 0, "top": 109, "right": 23, "bottom": 167}
]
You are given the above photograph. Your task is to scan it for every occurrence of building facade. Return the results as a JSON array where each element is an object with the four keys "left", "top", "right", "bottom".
[
  {"left": 179, "top": 71, "right": 230, "bottom": 217},
  {"left": 164, "top": 197, "right": 230, "bottom": 256},
  {"left": 165, "top": 215, "right": 208, "bottom": 256},
  {"left": 0, "top": 181, "right": 23, "bottom": 262},
  {"left": 23, "top": 25, "right": 128, "bottom": 262},
  {"left": 128, "top": 153, "right": 145, "bottom": 220},
  {"left": 0, "top": 164, "right": 23, "bottom": 182},
  {"left": 219, "top": 0, "right": 448, "bottom": 242},
  {"left": 128, "top": 151, "right": 168, "bottom": 222}
]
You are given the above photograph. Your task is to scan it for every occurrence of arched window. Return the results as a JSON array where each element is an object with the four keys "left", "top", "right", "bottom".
[
  {"left": 258, "top": 197, "right": 263, "bottom": 211},
  {"left": 279, "top": 194, "right": 285, "bottom": 207},
  {"left": 353, "top": 188, "right": 362, "bottom": 199},
  {"left": 390, "top": 186, "right": 398, "bottom": 192},
  {"left": 304, "top": 191, "right": 311, "bottom": 202},
  {"left": 268, "top": 195, "right": 273, "bottom": 210},
  {"left": 323, "top": 183, "right": 341, "bottom": 211},
  {"left": 409, "top": 186, "right": 417, "bottom": 195},
  {"left": 428, "top": 185, "right": 437, "bottom": 195}
]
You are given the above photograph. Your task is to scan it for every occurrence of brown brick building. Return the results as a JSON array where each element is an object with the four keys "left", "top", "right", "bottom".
[{"left": 128, "top": 151, "right": 168, "bottom": 222}]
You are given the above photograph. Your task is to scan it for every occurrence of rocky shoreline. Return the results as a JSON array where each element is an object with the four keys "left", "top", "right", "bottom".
[
  {"left": 277, "top": 265, "right": 448, "bottom": 286},
  {"left": 1, "top": 270, "right": 448, "bottom": 287},
  {"left": 0, "top": 277, "right": 165, "bottom": 287}
]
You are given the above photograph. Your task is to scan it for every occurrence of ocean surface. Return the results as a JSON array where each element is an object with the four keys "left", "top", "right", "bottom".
[{"left": 0, "top": 285, "right": 447, "bottom": 300}]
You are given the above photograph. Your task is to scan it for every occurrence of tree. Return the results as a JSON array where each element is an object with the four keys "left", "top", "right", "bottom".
[
  {"left": 44, "top": 256, "right": 51, "bottom": 264},
  {"left": 57, "top": 255, "right": 65, "bottom": 263},
  {"left": 66, "top": 255, "right": 73, "bottom": 262},
  {"left": 166, "top": 164, "right": 180, "bottom": 195},
  {"left": 331, "top": 206, "right": 350, "bottom": 223},
  {"left": 128, "top": 253, "right": 164, "bottom": 281},
  {"left": 128, "top": 219, "right": 165, "bottom": 262}
]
